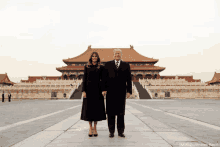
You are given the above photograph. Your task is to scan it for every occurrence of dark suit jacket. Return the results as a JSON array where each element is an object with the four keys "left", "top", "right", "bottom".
[
  {"left": 102, "top": 60, "right": 132, "bottom": 115},
  {"left": 2, "top": 94, "right": 4, "bottom": 98}
]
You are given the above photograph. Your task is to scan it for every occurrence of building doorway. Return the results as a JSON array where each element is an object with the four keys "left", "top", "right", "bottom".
[
  {"left": 51, "top": 92, "right": 57, "bottom": 99},
  {"left": 145, "top": 74, "right": 152, "bottom": 79},
  {"left": 63, "top": 75, "right": 68, "bottom": 80},
  {"left": 165, "top": 92, "right": 170, "bottom": 97},
  {"left": 69, "top": 75, "right": 75, "bottom": 80}
]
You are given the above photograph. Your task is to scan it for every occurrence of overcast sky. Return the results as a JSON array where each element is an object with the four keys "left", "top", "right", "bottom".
[{"left": 1, "top": 0, "right": 220, "bottom": 83}]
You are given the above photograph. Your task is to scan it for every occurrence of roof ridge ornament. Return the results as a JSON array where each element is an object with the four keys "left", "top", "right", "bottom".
[
  {"left": 130, "top": 45, "right": 133, "bottom": 49},
  {"left": 88, "top": 45, "right": 91, "bottom": 50}
]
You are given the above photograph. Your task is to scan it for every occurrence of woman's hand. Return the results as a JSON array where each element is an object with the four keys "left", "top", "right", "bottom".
[
  {"left": 82, "top": 91, "right": 86, "bottom": 98},
  {"left": 102, "top": 91, "right": 107, "bottom": 97}
]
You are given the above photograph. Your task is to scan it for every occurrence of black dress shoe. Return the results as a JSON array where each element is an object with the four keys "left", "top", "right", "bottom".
[
  {"left": 88, "top": 133, "right": 93, "bottom": 137},
  {"left": 109, "top": 133, "right": 114, "bottom": 138},
  {"left": 118, "top": 133, "right": 125, "bottom": 137},
  {"left": 88, "top": 129, "right": 93, "bottom": 137},
  {"left": 94, "top": 131, "right": 98, "bottom": 137}
]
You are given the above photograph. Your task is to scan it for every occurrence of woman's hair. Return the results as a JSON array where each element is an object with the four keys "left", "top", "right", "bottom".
[{"left": 88, "top": 52, "right": 101, "bottom": 66}]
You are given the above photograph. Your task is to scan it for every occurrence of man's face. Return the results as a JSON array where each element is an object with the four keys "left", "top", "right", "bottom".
[{"left": 114, "top": 51, "right": 121, "bottom": 60}]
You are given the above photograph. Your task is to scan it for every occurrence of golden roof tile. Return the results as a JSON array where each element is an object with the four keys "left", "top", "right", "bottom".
[{"left": 63, "top": 47, "right": 158, "bottom": 63}]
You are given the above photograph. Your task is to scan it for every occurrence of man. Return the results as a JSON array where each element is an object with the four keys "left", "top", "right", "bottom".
[
  {"left": 8, "top": 92, "right": 11, "bottom": 102},
  {"left": 102, "top": 49, "right": 132, "bottom": 138},
  {"left": 2, "top": 91, "right": 5, "bottom": 102}
]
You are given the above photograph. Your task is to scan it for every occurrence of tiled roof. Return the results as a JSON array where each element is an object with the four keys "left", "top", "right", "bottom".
[
  {"left": 207, "top": 72, "right": 220, "bottom": 84},
  {"left": 56, "top": 66, "right": 85, "bottom": 71},
  {"left": 0, "top": 74, "right": 6, "bottom": 82},
  {"left": 21, "top": 76, "right": 61, "bottom": 83},
  {"left": 160, "top": 76, "right": 193, "bottom": 77},
  {"left": 0, "top": 73, "right": 14, "bottom": 84},
  {"left": 63, "top": 46, "right": 158, "bottom": 63},
  {"left": 20, "top": 80, "right": 29, "bottom": 82},
  {"left": 56, "top": 65, "right": 165, "bottom": 71},
  {"left": 131, "top": 66, "right": 165, "bottom": 71}
]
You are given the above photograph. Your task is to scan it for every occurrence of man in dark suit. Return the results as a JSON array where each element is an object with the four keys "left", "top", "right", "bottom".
[
  {"left": 102, "top": 49, "right": 132, "bottom": 138},
  {"left": 2, "top": 91, "right": 5, "bottom": 102},
  {"left": 8, "top": 92, "right": 11, "bottom": 102}
]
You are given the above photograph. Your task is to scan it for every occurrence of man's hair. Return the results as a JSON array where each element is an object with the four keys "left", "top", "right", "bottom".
[
  {"left": 88, "top": 52, "right": 101, "bottom": 65},
  {"left": 113, "top": 48, "right": 122, "bottom": 56}
]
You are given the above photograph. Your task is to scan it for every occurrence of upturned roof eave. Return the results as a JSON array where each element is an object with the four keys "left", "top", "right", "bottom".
[{"left": 208, "top": 80, "right": 220, "bottom": 84}]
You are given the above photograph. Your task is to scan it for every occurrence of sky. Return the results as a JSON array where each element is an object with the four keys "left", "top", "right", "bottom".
[{"left": 1, "top": 0, "right": 220, "bottom": 83}]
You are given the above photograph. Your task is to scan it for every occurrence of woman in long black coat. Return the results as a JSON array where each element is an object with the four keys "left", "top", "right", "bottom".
[{"left": 80, "top": 51, "right": 106, "bottom": 137}]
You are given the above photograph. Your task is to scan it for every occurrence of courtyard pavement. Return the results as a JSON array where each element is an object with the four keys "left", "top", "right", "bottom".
[{"left": 1, "top": 99, "right": 220, "bottom": 147}]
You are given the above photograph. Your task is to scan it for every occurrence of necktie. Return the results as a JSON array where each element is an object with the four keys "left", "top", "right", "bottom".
[{"left": 116, "top": 61, "right": 119, "bottom": 68}]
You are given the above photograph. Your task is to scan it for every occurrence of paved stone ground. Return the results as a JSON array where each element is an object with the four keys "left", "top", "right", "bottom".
[
  {"left": 0, "top": 99, "right": 220, "bottom": 147},
  {"left": 127, "top": 99, "right": 220, "bottom": 146},
  {"left": 132, "top": 99, "right": 220, "bottom": 126},
  {"left": 0, "top": 99, "right": 82, "bottom": 147}
]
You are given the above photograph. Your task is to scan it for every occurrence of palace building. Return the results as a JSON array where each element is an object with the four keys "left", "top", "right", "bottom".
[
  {"left": 21, "top": 45, "right": 200, "bottom": 83},
  {"left": 56, "top": 45, "right": 165, "bottom": 82}
]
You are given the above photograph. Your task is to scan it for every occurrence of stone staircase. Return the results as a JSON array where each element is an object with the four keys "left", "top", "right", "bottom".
[
  {"left": 133, "top": 82, "right": 152, "bottom": 99},
  {"left": 70, "top": 83, "right": 82, "bottom": 99}
]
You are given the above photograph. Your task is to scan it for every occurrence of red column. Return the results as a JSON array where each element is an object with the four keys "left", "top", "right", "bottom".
[
  {"left": 157, "top": 74, "right": 160, "bottom": 79},
  {"left": 151, "top": 74, "right": 154, "bottom": 79},
  {"left": 133, "top": 74, "right": 137, "bottom": 82},
  {"left": 142, "top": 74, "right": 145, "bottom": 80}
]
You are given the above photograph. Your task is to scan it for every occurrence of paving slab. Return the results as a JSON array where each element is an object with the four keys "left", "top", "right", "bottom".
[
  {"left": 45, "top": 112, "right": 81, "bottom": 131},
  {"left": 11, "top": 130, "right": 63, "bottom": 147},
  {"left": 140, "top": 116, "right": 178, "bottom": 132},
  {"left": 156, "top": 132, "right": 208, "bottom": 147}
]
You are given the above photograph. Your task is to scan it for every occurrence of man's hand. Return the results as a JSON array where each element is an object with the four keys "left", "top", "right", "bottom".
[
  {"left": 102, "top": 91, "right": 107, "bottom": 97},
  {"left": 126, "top": 93, "right": 130, "bottom": 98},
  {"left": 82, "top": 91, "right": 86, "bottom": 98}
]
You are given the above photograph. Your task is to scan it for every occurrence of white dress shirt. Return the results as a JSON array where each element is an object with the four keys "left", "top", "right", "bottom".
[{"left": 114, "top": 59, "right": 121, "bottom": 68}]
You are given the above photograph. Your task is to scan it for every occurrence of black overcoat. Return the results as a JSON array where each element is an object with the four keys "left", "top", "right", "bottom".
[
  {"left": 102, "top": 60, "right": 132, "bottom": 115},
  {"left": 80, "top": 64, "right": 106, "bottom": 121}
]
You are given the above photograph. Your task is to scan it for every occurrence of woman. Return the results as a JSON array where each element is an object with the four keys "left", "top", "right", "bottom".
[{"left": 80, "top": 52, "right": 106, "bottom": 137}]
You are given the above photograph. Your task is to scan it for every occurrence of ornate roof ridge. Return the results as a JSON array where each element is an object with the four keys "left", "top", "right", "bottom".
[{"left": 63, "top": 46, "right": 158, "bottom": 63}]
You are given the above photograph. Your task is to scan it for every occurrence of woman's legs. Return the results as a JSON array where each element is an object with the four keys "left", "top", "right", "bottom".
[
  {"left": 94, "top": 121, "right": 97, "bottom": 134},
  {"left": 89, "top": 121, "right": 93, "bottom": 134}
]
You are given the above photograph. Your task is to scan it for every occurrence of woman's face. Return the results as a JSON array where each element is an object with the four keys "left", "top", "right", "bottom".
[{"left": 92, "top": 54, "right": 97, "bottom": 62}]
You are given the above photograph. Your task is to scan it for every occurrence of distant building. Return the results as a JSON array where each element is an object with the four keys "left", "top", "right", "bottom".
[
  {"left": 160, "top": 75, "right": 201, "bottom": 82},
  {"left": 21, "top": 45, "right": 200, "bottom": 83},
  {"left": 0, "top": 73, "right": 15, "bottom": 86},
  {"left": 21, "top": 76, "right": 61, "bottom": 83},
  {"left": 206, "top": 72, "right": 220, "bottom": 85}
]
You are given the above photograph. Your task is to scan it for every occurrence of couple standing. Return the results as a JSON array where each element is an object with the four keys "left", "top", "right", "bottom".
[{"left": 80, "top": 48, "right": 132, "bottom": 138}]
